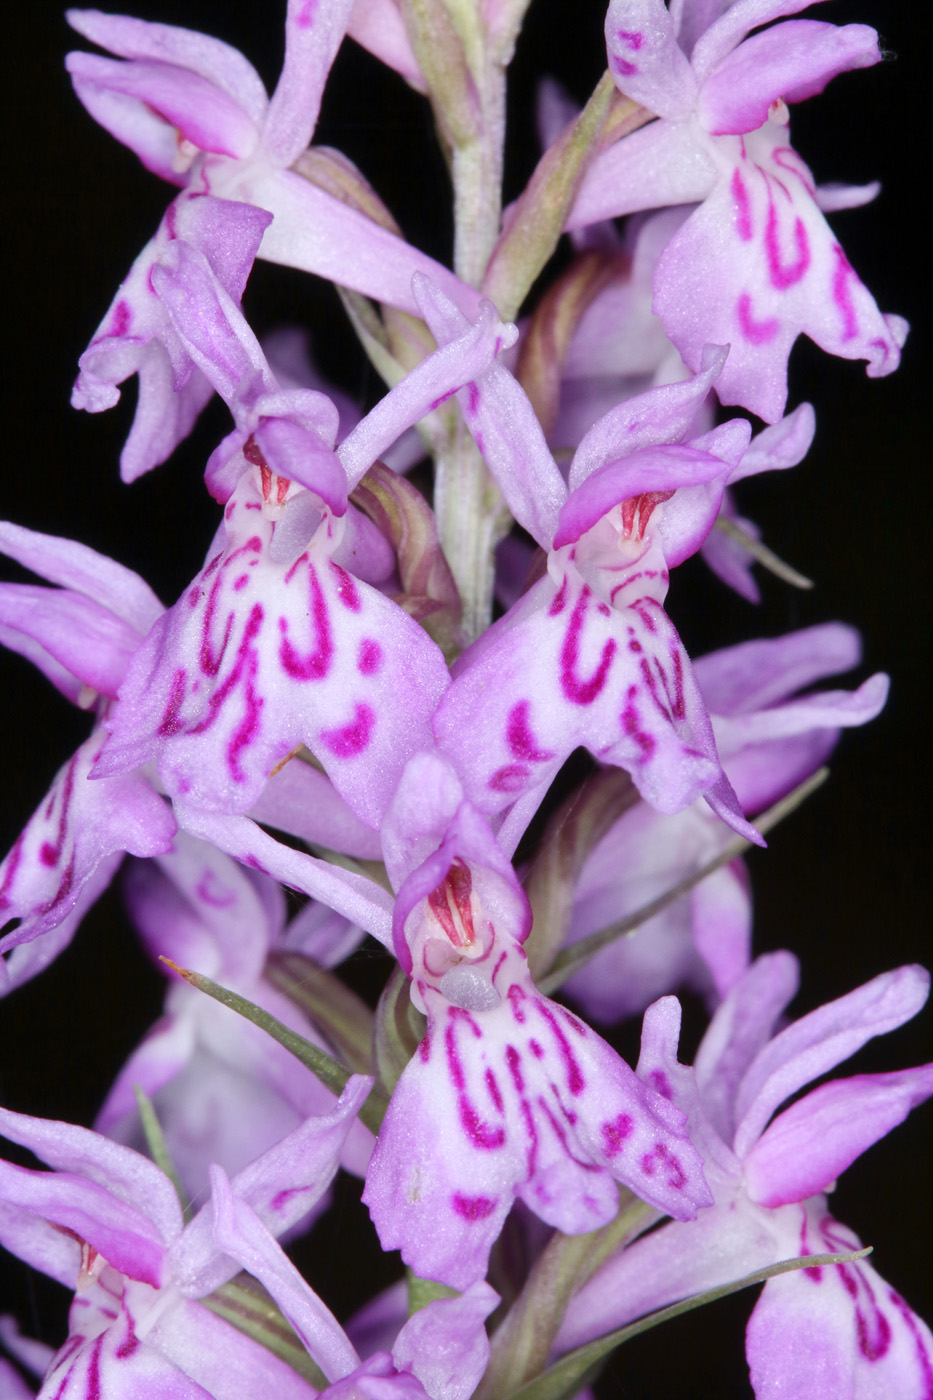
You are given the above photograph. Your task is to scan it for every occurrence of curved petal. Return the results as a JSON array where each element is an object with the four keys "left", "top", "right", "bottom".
[
  {"left": 66, "top": 8, "right": 269, "bottom": 127},
  {"left": 208, "top": 1167, "right": 361, "bottom": 1381},
  {"left": 392, "top": 1284, "right": 498, "bottom": 1400},
  {"left": 745, "top": 1065, "right": 933, "bottom": 1207},
  {"left": 733, "top": 964, "right": 931, "bottom": 1159},
  {"left": 0, "top": 523, "right": 163, "bottom": 636},
  {"left": 698, "top": 22, "right": 880, "bottom": 136}
]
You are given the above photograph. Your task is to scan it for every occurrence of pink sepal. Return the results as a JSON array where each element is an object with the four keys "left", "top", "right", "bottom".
[
  {"left": 567, "top": 346, "right": 727, "bottom": 491},
  {"left": 698, "top": 21, "right": 879, "bottom": 135},
  {"left": 391, "top": 1283, "right": 498, "bottom": 1400},
  {"left": 733, "top": 965, "right": 931, "bottom": 1159},
  {"left": 263, "top": 0, "right": 356, "bottom": 167},
  {"left": 172, "top": 805, "right": 393, "bottom": 946},
  {"left": 65, "top": 9, "right": 269, "bottom": 126},
  {"left": 0, "top": 586, "right": 144, "bottom": 702},
  {"left": 0, "top": 732, "right": 176, "bottom": 968},
  {"left": 745, "top": 1065, "right": 933, "bottom": 1207},
  {"left": 693, "top": 951, "right": 799, "bottom": 1147},
  {"left": 65, "top": 51, "right": 259, "bottom": 159},
  {"left": 605, "top": 0, "right": 698, "bottom": 118},
  {"left": 348, "top": 0, "right": 426, "bottom": 91},
  {"left": 0, "top": 522, "right": 163, "bottom": 636}
]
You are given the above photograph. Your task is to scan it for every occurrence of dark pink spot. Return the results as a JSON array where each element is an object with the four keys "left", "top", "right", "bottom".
[
  {"left": 548, "top": 577, "right": 568, "bottom": 616},
  {"left": 529, "top": 1039, "right": 544, "bottom": 1059},
  {"left": 296, "top": 0, "right": 318, "bottom": 27},
  {"left": 559, "top": 589, "right": 616, "bottom": 706},
  {"left": 506, "top": 700, "right": 555, "bottom": 762},
  {"left": 640, "top": 1142, "right": 685, "bottom": 1190},
  {"left": 507, "top": 984, "right": 528, "bottom": 1024},
  {"left": 737, "top": 293, "right": 779, "bottom": 345},
  {"left": 39, "top": 842, "right": 57, "bottom": 868},
  {"left": 615, "top": 28, "right": 643, "bottom": 47},
  {"left": 647, "top": 1069, "right": 673, "bottom": 1100},
  {"left": 452, "top": 1192, "right": 497, "bottom": 1221},
  {"left": 280, "top": 563, "right": 334, "bottom": 680},
  {"left": 601, "top": 1114, "right": 633, "bottom": 1157},
  {"left": 460, "top": 1097, "right": 506, "bottom": 1149},
  {"left": 621, "top": 686, "right": 656, "bottom": 761},
  {"left": 764, "top": 201, "right": 810, "bottom": 289},
  {"left": 538, "top": 1001, "right": 585, "bottom": 1095},
  {"left": 489, "top": 763, "right": 531, "bottom": 793},
  {"left": 731, "top": 168, "right": 753, "bottom": 241},
  {"left": 505, "top": 1044, "right": 524, "bottom": 1092},
  {"left": 357, "top": 638, "right": 382, "bottom": 674},
  {"left": 430, "top": 388, "right": 456, "bottom": 410},
  {"left": 330, "top": 561, "right": 361, "bottom": 611},
  {"left": 485, "top": 1068, "right": 504, "bottom": 1113},
  {"left": 320, "top": 703, "right": 375, "bottom": 758},
  {"left": 466, "top": 384, "right": 480, "bottom": 415},
  {"left": 612, "top": 55, "right": 638, "bottom": 76},
  {"left": 832, "top": 244, "right": 860, "bottom": 340},
  {"left": 110, "top": 300, "right": 131, "bottom": 337},
  {"left": 271, "top": 1186, "right": 310, "bottom": 1212},
  {"left": 233, "top": 573, "right": 249, "bottom": 591},
  {"left": 889, "top": 1290, "right": 933, "bottom": 1392}
]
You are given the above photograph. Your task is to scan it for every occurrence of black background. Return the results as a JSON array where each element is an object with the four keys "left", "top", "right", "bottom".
[{"left": 1, "top": 1, "right": 930, "bottom": 1395}]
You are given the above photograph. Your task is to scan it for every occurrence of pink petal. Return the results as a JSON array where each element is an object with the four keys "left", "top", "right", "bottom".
[
  {"left": 698, "top": 22, "right": 880, "bottom": 136},
  {"left": 348, "top": 0, "right": 426, "bottom": 91},
  {"left": 0, "top": 522, "right": 163, "bottom": 636},
  {"left": 745, "top": 1066, "right": 933, "bottom": 1206},
  {"left": 66, "top": 8, "right": 269, "bottom": 127},
  {"left": 733, "top": 965, "right": 931, "bottom": 1159},
  {"left": 64, "top": 52, "right": 259, "bottom": 159},
  {"left": 693, "top": 950, "right": 799, "bottom": 1146}
]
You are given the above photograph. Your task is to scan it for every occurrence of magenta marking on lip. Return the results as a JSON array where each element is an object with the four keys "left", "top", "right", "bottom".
[
  {"left": 280, "top": 563, "right": 334, "bottom": 680},
  {"left": 319, "top": 703, "right": 375, "bottom": 758},
  {"left": 737, "top": 293, "right": 779, "bottom": 345},
  {"left": 601, "top": 1113, "right": 633, "bottom": 1158},
  {"left": 489, "top": 763, "right": 530, "bottom": 793},
  {"left": 731, "top": 169, "right": 753, "bottom": 241},
  {"left": 452, "top": 1192, "right": 497, "bottom": 1220},
  {"left": 39, "top": 756, "right": 77, "bottom": 869},
  {"left": 506, "top": 699, "right": 555, "bottom": 762},
  {"left": 832, "top": 244, "right": 860, "bottom": 340},
  {"left": 559, "top": 589, "right": 616, "bottom": 706},
  {"left": 329, "top": 560, "right": 362, "bottom": 612},
  {"left": 357, "top": 638, "right": 382, "bottom": 675},
  {"left": 764, "top": 201, "right": 810, "bottom": 289}
]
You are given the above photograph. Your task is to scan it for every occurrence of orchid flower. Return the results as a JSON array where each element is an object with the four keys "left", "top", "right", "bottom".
[
  {"left": 0, "top": 1081, "right": 370, "bottom": 1399},
  {"left": 0, "top": 522, "right": 176, "bottom": 996},
  {"left": 564, "top": 624, "right": 889, "bottom": 1022},
  {"left": 564, "top": 0, "right": 907, "bottom": 421},
  {"left": 71, "top": 191, "right": 271, "bottom": 482},
  {"left": 92, "top": 251, "right": 515, "bottom": 830},
  {"left": 361, "top": 752, "right": 713, "bottom": 1290},
  {"left": 418, "top": 281, "right": 759, "bottom": 841},
  {"left": 0, "top": 520, "right": 385, "bottom": 996},
  {"left": 96, "top": 832, "right": 373, "bottom": 1200},
  {"left": 65, "top": 3, "right": 477, "bottom": 319},
  {"left": 555, "top": 958, "right": 933, "bottom": 1398}
]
